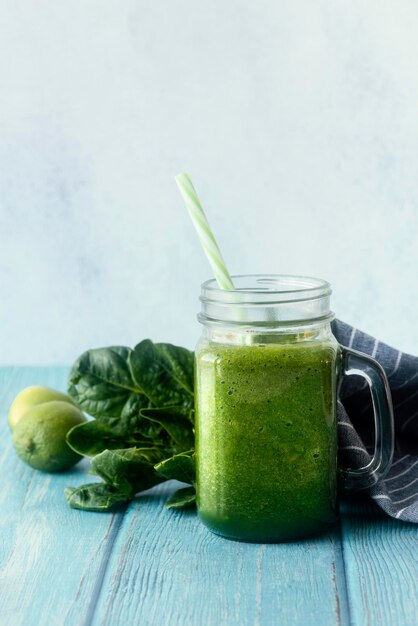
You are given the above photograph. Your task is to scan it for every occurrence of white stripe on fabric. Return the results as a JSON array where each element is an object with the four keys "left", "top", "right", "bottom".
[
  {"left": 338, "top": 422, "right": 355, "bottom": 430},
  {"left": 395, "top": 507, "right": 407, "bottom": 519},
  {"left": 400, "top": 411, "right": 418, "bottom": 433},
  {"left": 388, "top": 476, "right": 418, "bottom": 494},
  {"left": 340, "top": 445, "right": 369, "bottom": 453},
  {"left": 396, "top": 371, "right": 418, "bottom": 390},
  {"left": 372, "top": 339, "right": 379, "bottom": 358},
  {"left": 394, "top": 388, "right": 418, "bottom": 410},
  {"left": 348, "top": 328, "right": 357, "bottom": 348},
  {"left": 390, "top": 454, "right": 411, "bottom": 467},
  {"left": 393, "top": 491, "right": 418, "bottom": 505},
  {"left": 388, "top": 350, "right": 403, "bottom": 378},
  {"left": 372, "top": 492, "right": 418, "bottom": 508},
  {"left": 385, "top": 459, "right": 418, "bottom": 482},
  {"left": 371, "top": 493, "right": 418, "bottom": 507}
]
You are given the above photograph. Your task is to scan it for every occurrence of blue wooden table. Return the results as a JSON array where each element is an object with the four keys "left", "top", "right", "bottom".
[{"left": 1, "top": 366, "right": 417, "bottom": 626}]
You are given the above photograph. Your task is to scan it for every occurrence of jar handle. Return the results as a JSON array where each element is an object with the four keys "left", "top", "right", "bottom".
[{"left": 339, "top": 346, "right": 395, "bottom": 492}]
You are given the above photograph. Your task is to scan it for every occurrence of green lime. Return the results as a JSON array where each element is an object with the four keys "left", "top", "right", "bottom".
[
  {"left": 12, "top": 400, "right": 86, "bottom": 472},
  {"left": 8, "top": 385, "right": 76, "bottom": 430}
]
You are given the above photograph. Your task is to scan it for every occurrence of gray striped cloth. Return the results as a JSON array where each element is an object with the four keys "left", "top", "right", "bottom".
[{"left": 332, "top": 319, "right": 418, "bottom": 523}]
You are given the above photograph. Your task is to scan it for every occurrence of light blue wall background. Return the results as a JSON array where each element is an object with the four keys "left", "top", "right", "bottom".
[{"left": 1, "top": 1, "right": 418, "bottom": 365}]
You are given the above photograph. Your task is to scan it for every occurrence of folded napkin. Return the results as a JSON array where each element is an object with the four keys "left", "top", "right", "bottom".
[{"left": 332, "top": 319, "right": 418, "bottom": 523}]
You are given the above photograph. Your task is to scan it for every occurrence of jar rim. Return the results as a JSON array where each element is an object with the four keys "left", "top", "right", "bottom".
[
  {"left": 199, "top": 274, "right": 333, "bottom": 326},
  {"left": 201, "top": 274, "right": 331, "bottom": 299}
]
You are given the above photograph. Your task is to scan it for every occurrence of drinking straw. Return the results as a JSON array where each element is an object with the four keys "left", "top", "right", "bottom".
[{"left": 175, "top": 172, "right": 235, "bottom": 290}]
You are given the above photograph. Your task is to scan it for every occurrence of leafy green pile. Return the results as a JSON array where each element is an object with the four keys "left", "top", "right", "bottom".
[{"left": 64, "top": 340, "right": 196, "bottom": 511}]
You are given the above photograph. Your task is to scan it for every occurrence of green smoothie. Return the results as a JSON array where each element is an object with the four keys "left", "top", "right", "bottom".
[{"left": 195, "top": 337, "right": 340, "bottom": 542}]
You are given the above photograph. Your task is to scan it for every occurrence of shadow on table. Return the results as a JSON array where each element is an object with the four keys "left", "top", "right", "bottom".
[
  {"left": 132, "top": 480, "right": 197, "bottom": 518},
  {"left": 130, "top": 486, "right": 417, "bottom": 540}
]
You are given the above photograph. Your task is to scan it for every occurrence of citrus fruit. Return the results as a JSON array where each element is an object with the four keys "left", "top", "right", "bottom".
[
  {"left": 12, "top": 400, "right": 86, "bottom": 472},
  {"left": 8, "top": 385, "right": 76, "bottom": 430}
]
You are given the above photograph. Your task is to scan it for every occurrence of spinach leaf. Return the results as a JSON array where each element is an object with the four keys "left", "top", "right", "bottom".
[
  {"left": 140, "top": 407, "right": 195, "bottom": 450},
  {"left": 91, "top": 448, "right": 164, "bottom": 495},
  {"left": 154, "top": 452, "right": 195, "bottom": 485},
  {"left": 165, "top": 486, "right": 196, "bottom": 509},
  {"left": 68, "top": 346, "right": 146, "bottom": 420},
  {"left": 65, "top": 339, "right": 197, "bottom": 515},
  {"left": 116, "top": 393, "right": 152, "bottom": 434},
  {"left": 66, "top": 420, "right": 129, "bottom": 457},
  {"left": 67, "top": 417, "right": 174, "bottom": 462},
  {"left": 129, "top": 340, "right": 194, "bottom": 411},
  {"left": 95, "top": 400, "right": 165, "bottom": 441},
  {"left": 65, "top": 483, "right": 130, "bottom": 511},
  {"left": 154, "top": 342, "right": 194, "bottom": 395}
]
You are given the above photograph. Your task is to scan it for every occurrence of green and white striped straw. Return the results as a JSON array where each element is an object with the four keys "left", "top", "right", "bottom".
[{"left": 175, "top": 172, "right": 235, "bottom": 290}]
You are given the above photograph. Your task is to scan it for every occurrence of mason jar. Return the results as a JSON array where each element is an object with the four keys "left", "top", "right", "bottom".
[{"left": 195, "top": 275, "right": 394, "bottom": 542}]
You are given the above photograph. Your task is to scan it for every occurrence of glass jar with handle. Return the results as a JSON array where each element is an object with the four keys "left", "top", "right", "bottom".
[{"left": 195, "top": 275, "right": 394, "bottom": 542}]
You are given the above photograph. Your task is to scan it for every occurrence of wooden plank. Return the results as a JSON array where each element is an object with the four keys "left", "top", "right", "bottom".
[
  {"left": 91, "top": 483, "right": 346, "bottom": 626},
  {"left": 340, "top": 497, "right": 418, "bottom": 626},
  {"left": 0, "top": 366, "right": 125, "bottom": 626}
]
